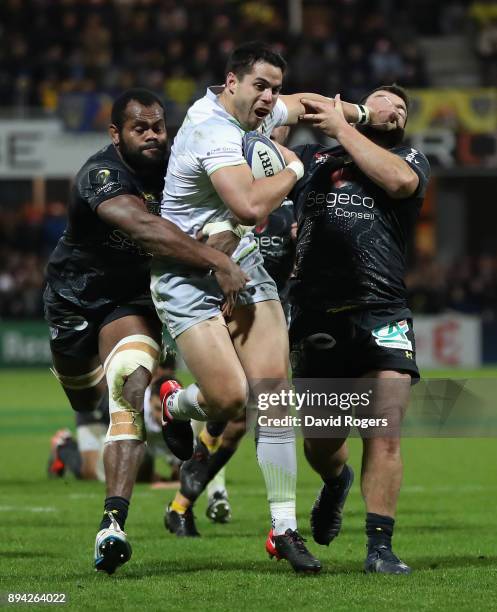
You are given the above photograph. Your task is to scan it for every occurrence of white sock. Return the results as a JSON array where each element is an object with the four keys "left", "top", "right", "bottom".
[
  {"left": 256, "top": 426, "right": 297, "bottom": 535},
  {"left": 270, "top": 501, "right": 297, "bottom": 535},
  {"left": 207, "top": 467, "right": 227, "bottom": 499}
]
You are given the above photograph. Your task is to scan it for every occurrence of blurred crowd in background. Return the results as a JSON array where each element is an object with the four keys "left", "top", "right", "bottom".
[
  {"left": 1, "top": 201, "right": 497, "bottom": 321},
  {"left": 0, "top": 0, "right": 496, "bottom": 128}
]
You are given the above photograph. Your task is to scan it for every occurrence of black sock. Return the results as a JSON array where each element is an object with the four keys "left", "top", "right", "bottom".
[
  {"left": 324, "top": 464, "right": 350, "bottom": 490},
  {"left": 366, "top": 512, "right": 395, "bottom": 551},
  {"left": 57, "top": 439, "right": 82, "bottom": 479},
  {"left": 207, "top": 445, "right": 236, "bottom": 481},
  {"left": 99, "top": 496, "right": 129, "bottom": 531},
  {"left": 206, "top": 421, "right": 227, "bottom": 438}
]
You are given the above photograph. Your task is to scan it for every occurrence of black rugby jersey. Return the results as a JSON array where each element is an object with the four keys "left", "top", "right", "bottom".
[
  {"left": 290, "top": 143, "right": 430, "bottom": 312},
  {"left": 46, "top": 144, "right": 165, "bottom": 309},
  {"left": 254, "top": 200, "right": 295, "bottom": 294}
]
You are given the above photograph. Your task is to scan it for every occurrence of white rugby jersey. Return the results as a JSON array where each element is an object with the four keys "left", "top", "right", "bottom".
[{"left": 161, "top": 86, "right": 288, "bottom": 236}]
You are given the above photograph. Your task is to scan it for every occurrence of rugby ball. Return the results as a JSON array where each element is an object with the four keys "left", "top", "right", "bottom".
[{"left": 242, "top": 131, "right": 286, "bottom": 179}]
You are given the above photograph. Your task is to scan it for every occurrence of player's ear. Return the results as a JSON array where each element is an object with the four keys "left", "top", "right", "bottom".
[
  {"left": 109, "top": 124, "right": 120, "bottom": 146},
  {"left": 226, "top": 71, "right": 237, "bottom": 94}
]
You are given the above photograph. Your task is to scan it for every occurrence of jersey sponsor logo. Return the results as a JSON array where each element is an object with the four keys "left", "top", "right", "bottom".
[
  {"left": 254, "top": 235, "right": 285, "bottom": 248},
  {"left": 327, "top": 192, "right": 374, "bottom": 209},
  {"left": 306, "top": 190, "right": 375, "bottom": 210},
  {"left": 206, "top": 146, "right": 239, "bottom": 156},
  {"left": 106, "top": 229, "right": 150, "bottom": 256},
  {"left": 333, "top": 208, "right": 375, "bottom": 220},
  {"left": 372, "top": 320, "right": 413, "bottom": 351}
]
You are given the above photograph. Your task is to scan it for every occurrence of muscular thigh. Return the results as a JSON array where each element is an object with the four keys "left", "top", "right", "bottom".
[
  {"left": 175, "top": 315, "right": 247, "bottom": 408},
  {"left": 359, "top": 369, "right": 411, "bottom": 439},
  {"left": 228, "top": 299, "right": 289, "bottom": 380}
]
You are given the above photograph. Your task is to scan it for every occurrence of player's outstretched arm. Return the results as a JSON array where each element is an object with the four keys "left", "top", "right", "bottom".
[
  {"left": 280, "top": 93, "right": 399, "bottom": 129},
  {"left": 209, "top": 146, "right": 302, "bottom": 225},
  {"left": 97, "top": 195, "right": 248, "bottom": 313},
  {"left": 299, "top": 96, "right": 419, "bottom": 199}
]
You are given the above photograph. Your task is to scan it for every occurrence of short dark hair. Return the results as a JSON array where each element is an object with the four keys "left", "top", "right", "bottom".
[
  {"left": 360, "top": 84, "right": 410, "bottom": 114},
  {"left": 111, "top": 88, "right": 165, "bottom": 131},
  {"left": 225, "top": 41, "right": 287, "bottom": 79}
]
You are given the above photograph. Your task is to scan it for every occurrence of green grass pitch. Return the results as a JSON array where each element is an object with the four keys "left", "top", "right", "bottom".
[{"left": 1, "top": 368, "right": 496, "bottom": 611}]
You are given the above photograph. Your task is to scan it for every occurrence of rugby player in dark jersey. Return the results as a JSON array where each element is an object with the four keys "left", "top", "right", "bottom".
[
  {"left": 291, "top": 86, "right": 430, "bottom": 574},
  {"left": 43, "top": 88, "right": 247, "bottom": 575}
]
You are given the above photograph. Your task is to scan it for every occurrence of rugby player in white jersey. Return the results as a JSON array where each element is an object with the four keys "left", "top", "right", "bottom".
[{"left": 151, "top": 41, "right": 398, "bottom": 573}]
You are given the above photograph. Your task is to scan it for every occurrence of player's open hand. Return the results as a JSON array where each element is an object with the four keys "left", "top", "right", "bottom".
[
  {"left": 298, "top": 95, "right": 348, "bottom": 138},
  {"left": 205, "top": 230, "right": 240, "bottom": 258},
  {"left": 214, "top": 258, "right": 249, "bottom": 318}
]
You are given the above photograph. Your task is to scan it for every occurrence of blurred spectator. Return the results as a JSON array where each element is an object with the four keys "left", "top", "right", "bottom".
[
  {"left": 398, "top": 42, "right": 429, "bottom": 88},
  {"left": 369, "top": 37, "right": 405, "bottom": 86},
  {"left": 0, "top": 0, "right": 434, "bottom": 125},
  {"left": 2, "top": 192, "right": 497, "bottom": 321},
  {"left": 0, "top": 200, "right": 64, "bottom": 319},
  {"left": 406, "top": 252, "right": 497, "bottom": 321},
  {"left": 475, "top": 18, "right": 497, "bottom": 84}
]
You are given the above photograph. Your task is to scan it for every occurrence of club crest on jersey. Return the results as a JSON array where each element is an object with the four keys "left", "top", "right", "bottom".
[
  {"left": 313, "top": 152, "right": 331, "bottom": 164},
  {"left": 372, "top": 320, "right": 413, "bottom": 351}
]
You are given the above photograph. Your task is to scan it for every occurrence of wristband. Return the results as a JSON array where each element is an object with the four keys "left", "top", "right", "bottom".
[
  {"left": 232, "top": 224, "right": 255, "bottom": 239},
  {"left": 202, "top": 220, "right": 254, "bottom": 239},
  {"left": 286, "top": 160, "right": 304, "bottom": 181},
  {"left": 355, "top": 104, "right": 370, "bottom": 125},
  {"left": 202, "top": 220, "right": 234, "bottom": 237}
]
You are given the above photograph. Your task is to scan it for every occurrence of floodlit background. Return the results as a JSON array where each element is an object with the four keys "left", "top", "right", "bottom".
[{"left": 0, "top": 1, "right": 496, "bottom": 609}]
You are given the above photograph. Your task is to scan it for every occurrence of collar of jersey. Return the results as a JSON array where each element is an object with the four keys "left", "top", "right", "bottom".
[{"left": 207, "top": 85, "right": 246, "bottom": 132}]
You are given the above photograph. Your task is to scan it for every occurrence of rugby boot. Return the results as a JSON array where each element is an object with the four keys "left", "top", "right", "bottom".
[
  {"left": 311, "top": 464, "right": 354, "bottom": 546},
  {"left": 160, "top": 380, "right": 194, "bottom": 461},
  {"left": 266, "top": 529, "right": 322, "bottom": 574},
  {"left": 47, "top": 429, "right": 74, "bottom": 477},
  {"left": 94, "top": 512, "right": 132, "bottom": 575},
  {"left": 206, "top": 491, "right": 232, "bottom": 524},
  {"left": 179, "top": 436, "right": 211, "bottom": 501},
  {"left": 365, "top": 545, "right": 412, "bottom": 574},
  {"left": 164, "top": 503, "right": 200, "bottom": 537}
]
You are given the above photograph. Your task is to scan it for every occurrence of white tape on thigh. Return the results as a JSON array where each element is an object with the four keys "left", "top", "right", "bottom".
[
  {"left": 50, "top": 365, "right": 104, "bottom": 390},
  {"left": 104, "top": 335, "right": 160, "bottom": 442}
]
